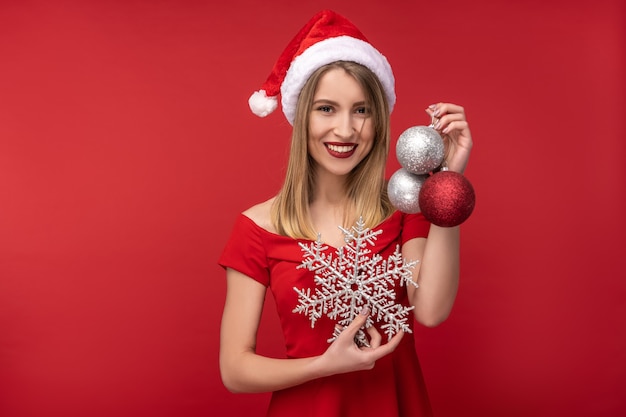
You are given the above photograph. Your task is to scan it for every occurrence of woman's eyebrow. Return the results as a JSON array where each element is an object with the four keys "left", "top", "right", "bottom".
[
  {"left": 312, "top": 99, "right": 338, "bottom": 105},
  {"left": 312, "top": 99, "right": 367, "bottom": 107}
]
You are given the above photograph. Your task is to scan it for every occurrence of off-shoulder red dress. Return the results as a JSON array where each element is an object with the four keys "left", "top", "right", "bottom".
[{"left": 218, "top": 210, "right": 433, "bottom": 417}]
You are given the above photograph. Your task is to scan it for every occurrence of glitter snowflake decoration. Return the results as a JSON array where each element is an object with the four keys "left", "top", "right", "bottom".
[{"left": 293, "top": 217, "right": 419, "bottom": 347}]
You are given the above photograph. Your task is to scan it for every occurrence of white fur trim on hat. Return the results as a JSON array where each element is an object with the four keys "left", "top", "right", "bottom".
[{"left": 280, "top": 36, "right": 395, "bottom": 125}]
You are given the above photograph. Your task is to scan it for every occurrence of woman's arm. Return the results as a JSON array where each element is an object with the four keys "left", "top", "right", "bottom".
[
  {"left": 219, "top": 268, "right": 405, "bottom": 393},
  {"left": 404, "top": 228, "right": 460, "bottom": 327}
]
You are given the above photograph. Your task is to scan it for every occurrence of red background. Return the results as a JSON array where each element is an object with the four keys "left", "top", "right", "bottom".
[{"left": 1, "top": 0, "right": 624, "bottom": 416}]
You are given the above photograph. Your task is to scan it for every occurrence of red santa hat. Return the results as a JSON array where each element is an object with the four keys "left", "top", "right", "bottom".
[{"left": 248, "top": 9, "right": 396, "bottom": 125}]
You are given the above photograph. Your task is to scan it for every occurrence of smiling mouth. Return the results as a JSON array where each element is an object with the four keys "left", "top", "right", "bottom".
[{"left": 325, "top": 143, "right": 357, "bottom": 158}]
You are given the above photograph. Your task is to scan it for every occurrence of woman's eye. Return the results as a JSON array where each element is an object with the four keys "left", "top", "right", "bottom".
[
  {"left": 317, "top": 105, "right": 333, "bottom": 113},
  {"left": 355, "top": 107, "right": 369, "bottom": 115}
]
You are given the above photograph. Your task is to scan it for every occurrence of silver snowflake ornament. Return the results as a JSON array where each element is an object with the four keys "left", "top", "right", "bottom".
[{"left": 293, "top": 217, "right": 419, "bottom": 346}]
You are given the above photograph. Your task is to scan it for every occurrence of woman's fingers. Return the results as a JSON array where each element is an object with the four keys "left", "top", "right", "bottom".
[
  {"left": 368, "top": 330, "right": 405, "bottom": 358},
  {"left": 332, "top": 308, "right": 369, "bottom": 345},
  {"left": 424, "top": 102, "right": 473, "bottom": 173},
  {"left": 441, "top": 120, "right": 470, "bottom": 135},
  {"left": 345, "top": 308, "right": 369, "bottom": 336},
  {"left": 365, "top": 324, "right": 382, "bottom": 348},
  {"left": 322, "top": 312, "right": 405, "bottom": 375},
  {"left": 336, "top": 308, "right": 406, "bottom": 354},
  {"left": 429, "top": 102, "right": 465, "bottom": 118},
  {"left": 426, "top": 106, "right": 467, "bottom": 133}
]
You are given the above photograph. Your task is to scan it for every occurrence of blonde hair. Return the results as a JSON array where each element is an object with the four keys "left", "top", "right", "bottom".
[{"left": 271, "top": 61, "right": 394, "bottom": 239}]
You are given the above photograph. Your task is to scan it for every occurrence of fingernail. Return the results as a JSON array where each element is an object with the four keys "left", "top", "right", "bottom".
[
  {"left": 428, "top": 104, "right": 437, "bottom": 110},
  {"left": 434, "top": 121, "right": 441, "bottom": 130},
  {"left": 433, "top": 109, "right": 440, "bottom": 117},
  {"left": 359, "top": 307, "right": 370, "bottom": 316},
  {"left": 442, "top": 125, "right": 451, "bottom": 134}
]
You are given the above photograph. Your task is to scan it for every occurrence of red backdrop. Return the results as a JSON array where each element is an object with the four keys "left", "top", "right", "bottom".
[{"left": 1, "top": 0, "right": 624, "bottom": 416}]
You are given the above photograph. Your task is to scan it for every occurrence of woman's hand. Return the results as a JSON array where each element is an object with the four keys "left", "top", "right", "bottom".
[
  {"left": 221, "top": 272, "right": 404, "bottom": 393},
  {"left": 426, "top": 103, "right": 473, "bottom": 174},
  {"left": 312, "top": 309, "right": 404, "bottom": 377}
]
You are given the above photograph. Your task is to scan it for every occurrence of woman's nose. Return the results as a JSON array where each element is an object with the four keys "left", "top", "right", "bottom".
[{"left": 333, "top": 112, "right": 356, "bottom": 139}]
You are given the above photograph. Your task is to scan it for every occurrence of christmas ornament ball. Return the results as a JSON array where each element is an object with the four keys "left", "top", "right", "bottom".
[
  {"left": 419, "top": 171, "right": 475, "bottom": 227},
  {"left": 396, "top": 126, "right": 445, "bottom": 175},
  {"left": 387, "top": 168, "right": 428, "bottom": 214}
]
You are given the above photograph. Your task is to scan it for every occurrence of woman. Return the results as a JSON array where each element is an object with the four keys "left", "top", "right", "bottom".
[{"left": 218, "top": 10, "right": 472, "bottom": 417}]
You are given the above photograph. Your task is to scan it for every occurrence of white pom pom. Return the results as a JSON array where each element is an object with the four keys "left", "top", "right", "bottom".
[{"left": 248, "top": 90, "right": 278, "bottom": 117}]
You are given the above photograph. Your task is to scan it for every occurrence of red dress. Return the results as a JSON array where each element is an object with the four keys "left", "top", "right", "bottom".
[{"left": 218, "top": 210, "right": 433, "bottom": 417}]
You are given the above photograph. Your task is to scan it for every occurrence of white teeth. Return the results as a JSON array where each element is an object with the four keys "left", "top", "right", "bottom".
[{"left": 327, "top": 144, "right": 355, "bottom": 153}]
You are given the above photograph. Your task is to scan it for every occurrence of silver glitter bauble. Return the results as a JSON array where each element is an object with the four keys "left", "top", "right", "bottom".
[
  {"left": 396, "top": 126, "right": 445, "bottom": 175},
  {"left": 387, "top": 168, "right": 428, "bottom": 214}
]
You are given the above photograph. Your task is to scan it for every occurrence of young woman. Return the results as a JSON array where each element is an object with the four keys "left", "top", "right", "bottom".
[{"left": 218, "top": 10, "right": 473, "bottom": 417}]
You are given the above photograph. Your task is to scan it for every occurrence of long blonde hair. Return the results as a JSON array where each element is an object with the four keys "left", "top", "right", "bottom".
[{"left": 271, "top": 61, "right": 394, "bottom": 239}]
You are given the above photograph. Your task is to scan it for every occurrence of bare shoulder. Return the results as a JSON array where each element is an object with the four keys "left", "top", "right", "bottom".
[{"left": 242, "top": 197, "right": 276, "bottom": 233}]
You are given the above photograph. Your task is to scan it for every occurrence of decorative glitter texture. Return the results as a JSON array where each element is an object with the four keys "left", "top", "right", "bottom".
[
  {"left": 396, "top": 126, "right": 445, "bottom": 175},
  {"left": 387, "top": 168, "right": 428, "bottom": 214},
  {"left": 293, "top": 218, "right": 418, "bottom": 347},
  {"left": 419, "top": 171, "right": 475, "bottom": 227}
]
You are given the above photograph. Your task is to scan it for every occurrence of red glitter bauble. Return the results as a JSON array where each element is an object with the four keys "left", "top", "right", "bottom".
[{"left": 418, "top": 171, "right": 476, "bottom": 227}]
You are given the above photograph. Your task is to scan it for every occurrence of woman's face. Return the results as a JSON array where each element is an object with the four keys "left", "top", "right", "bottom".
[{"left": 307, "top": 68, "right": 375, "bottom": 178}]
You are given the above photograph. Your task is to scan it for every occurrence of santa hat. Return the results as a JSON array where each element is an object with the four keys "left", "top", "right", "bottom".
[{"left": 248, "top": 9, "right": 396, "bottom": 125}]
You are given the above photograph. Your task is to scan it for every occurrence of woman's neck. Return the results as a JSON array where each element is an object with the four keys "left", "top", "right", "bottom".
[{"left": 311, "top": 169, "right": 349, "bottom": 206}]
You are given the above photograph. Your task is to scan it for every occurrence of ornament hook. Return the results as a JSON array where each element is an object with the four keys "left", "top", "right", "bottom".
[{"left": 429, "top": 114, "right": 439, "bottom": 129}]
